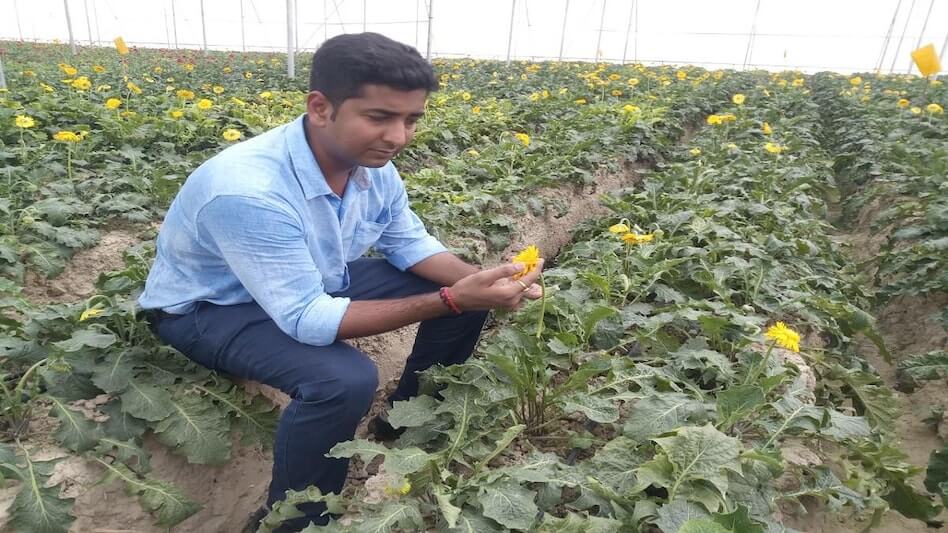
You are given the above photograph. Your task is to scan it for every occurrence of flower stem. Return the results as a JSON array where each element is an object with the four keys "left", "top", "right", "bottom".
[
  {"left": 743, "top": 339, "right": 777, "bottom": 386},
  {"left": 535, "top": 273, "right": 547, "bottom": 338}
]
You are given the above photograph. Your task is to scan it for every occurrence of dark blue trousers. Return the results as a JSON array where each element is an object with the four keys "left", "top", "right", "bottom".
[{"left": 150, "top": 258, "right": 488, "bottom": 527}]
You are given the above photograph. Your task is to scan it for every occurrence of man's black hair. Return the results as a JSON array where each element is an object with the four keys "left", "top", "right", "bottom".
[{"left": 309, "top": 32, "right": 438, "bottom": 107}]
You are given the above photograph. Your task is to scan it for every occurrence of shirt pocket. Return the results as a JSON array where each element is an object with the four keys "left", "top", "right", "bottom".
[{"left": 348, "top": 208, "right": 392, "bottom": 261}]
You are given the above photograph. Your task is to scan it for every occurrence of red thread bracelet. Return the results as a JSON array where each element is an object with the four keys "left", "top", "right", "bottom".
[{"left": 439, "top": 287, "right": 462, "bottom": 315}]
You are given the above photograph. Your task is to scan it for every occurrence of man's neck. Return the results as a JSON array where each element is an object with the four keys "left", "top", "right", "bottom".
[{"left": 303, "top": 116, "right": 355, "bottom": 196}]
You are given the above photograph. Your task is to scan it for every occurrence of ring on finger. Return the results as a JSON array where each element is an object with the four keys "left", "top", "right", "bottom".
[{"left": 516, "top": 280, "right": 529, "bottom": 292}]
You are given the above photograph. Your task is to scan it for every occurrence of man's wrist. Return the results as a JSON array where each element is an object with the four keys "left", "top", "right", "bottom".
[{"left": 438, "top": 287, "right": 462, "bottom": 315}]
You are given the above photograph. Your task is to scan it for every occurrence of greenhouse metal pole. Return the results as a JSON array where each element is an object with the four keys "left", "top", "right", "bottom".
[
  {"left": 363, "top": 0, "right": 367, "bottom": 32},
  {"left": 64, "top": 0, "right": 78, "bottom": 55},
  {"left": 742, "top": 0, "right": 762, "bottom": 70},
  {"left": 621, "top": 0, "right": 635, "bottom": 64},
  {"left": 91, "top": 0, "right": 101, "bottom": 44},
  {"left": 171, "top": 0, "right": 179, "bottom": 49},
  {"left": 295, "top": 0, "right": 299, "bottom": 50},
  {"left": 941, "top": 32, "right": 948, "bottom": 64},
  {"left": 908, "top": 0, "right": 935, "bottom": 73},
  {"left": 426, "top": 0, "right": 434, "bottom": 60},
  {"left": 505, "top": 0, "right": 517, "bottom": 64},
  {"left": 83, "top": 0, "right": 93, "bottom": 44},
  {"left": 415, "top": 0, "right": 420, "bottom": 47},
  {"left": 876, "top": 0, "right": 902, "bottom": 72},
  {"left": 240, "top": 0, "right": 246, "bottom": 52},
  {"left": 200, "top": 0, "right": 208, "bottom": 52},
  {"left": 0, "top": 57, "right": 6, "bottom": 90},
  {"left": 595, "top": 0, "right": 607, "bottom": 61},
  {"left": 287, "top": 0, "right": 296, "bottom": 79},
  {"left": 13, "top": 0, "right": 24, "bottom": 40},
  {"left": 889, "top": 0, "right": 916, "bottom": 73},
  {"left": 558, "top": 0, "right": 569, "bottom": 61}
]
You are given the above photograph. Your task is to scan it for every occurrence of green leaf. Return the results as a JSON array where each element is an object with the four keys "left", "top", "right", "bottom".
[
  {"left": 898, "top": 351, "right": 948, "bottom": 391},
  {"left": 329, "top": 440, "right": 432, "bottom": 476},
  {"left": 654, "top": 424, "right": 742, "bottom": 498},
  {"left": 477, "top": 480, "right": 539, "bottom": 531},
  {"left": 6, "top": 450, "right": 75, "bottom": 533},
  {"left": 96, "top": 438, "right": 151, "bottom": 473},
  {"left": 561, "top": 393, "right": 619, "bottom": 423},
  {"left": 91, "top": 348, "right": 142, "bottom": 393},
  {"left": 196, "top": 383, "right": 277, "bottom": 448},
  {"left": 711, "top": 505, "right": 764, "bottom": 533},
  {"left": 153, "top": 394, "right": 231, "bottom": 465},
  {"left": 678, "top": 518, "right": 733, "bottom": 533},
  {"left": 120, "top": 381, "right": 175, "bottom": 422},
  {"left": 884, "top": 479, "right": 942, "bottom": 523},
  {"left": 48, "top": 397, "right": 100, "bottom": 452},
  {"left": 352, "top": 501, "right": 424, "bottom": 533},
  {"left": 623, "top": 393, "right": 714, "bottom": 441},
  {"left": 654, "top": 499, "right": 709, "bottom": 532},
  {"left": 581, "top": 436, "right": 647, "bottom": 495},
  {"left": 820, "top": 409, "right": 870, "bottom": 441},
  {"left": 716, "top": 384, "right": 765, "bottom": 430},
  {"left": 91, "top": 458, "right": 201, "bottom": 527},
  {"left": 538, "top": 511, "right": 622, "bottom": 532},
  {"left": 388, "top": 394, "right": 439, "bottom": 428},
  {"left": 925, "top": 444, "right": 948, "bottom": 496},
  {"left": 435, "top": 490, "right": 462, "bottom": 528},
  {"left": 51, "top": 328, "right": 117, "bottom": 352},
  {"left": 100, "top": 401, "right": 147, "bottom": 441}
]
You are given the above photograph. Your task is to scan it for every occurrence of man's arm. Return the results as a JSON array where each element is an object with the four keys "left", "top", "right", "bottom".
[{"left": 408, "top": 251, "right": 479, "bottom": 286}]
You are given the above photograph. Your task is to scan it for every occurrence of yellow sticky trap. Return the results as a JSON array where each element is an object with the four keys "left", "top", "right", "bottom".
[
  {"left": 114, "top": 36, "right": 129, "bottom": 56},
  {"left": 911, "top": 44, "right": 941, "bottom": 77}
]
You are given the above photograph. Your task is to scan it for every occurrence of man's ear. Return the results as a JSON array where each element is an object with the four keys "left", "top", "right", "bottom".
[{"left": 307, "top": 91, "right": 334, "bottom": 127}]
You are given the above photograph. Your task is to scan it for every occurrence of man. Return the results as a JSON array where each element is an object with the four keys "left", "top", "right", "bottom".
[{"left": 138, "top": 32, "right": 543, "bottom": 529}]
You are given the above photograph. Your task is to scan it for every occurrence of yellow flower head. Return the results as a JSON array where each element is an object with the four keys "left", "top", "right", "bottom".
[
  {"left": 622, "top": 104, "right": 640, "bottom": 114},
  {"left": 58, "top": 63, "right": 78, "bottom": 77},
  {"left": 926, "top": 103, "right": 944, "bottom": 115},
  {"left": 706, "top": 114, "right": 722, "bottom": 126},
  {"left": 169, "top": 110, "right": 184, "bottom": 119},
  {"left": 383, "top": 480, "right": 412, "bottom": 497},
  {"left": 765, "top": 321, "right": 801, "bottom": 352},
  {"left": 511, "top": 245, "right": 541, "bottom": 280},
  {"left": 896, "top": 98, "right": 910, "bottom": 108},
  {"left": 154, "top": 66, "right": 163, "bottom": 74},
  {"left": 719, "top": 113, "right": 737, "bottom": 123},
  {"left": 762, "top": 122, "right": 772, "bottom": 135},
  {"left": 222, "top": 128, "right": 242, "bottom": 141},
  {"left": 71, "top": 76, "right": 92, "bottom": 90},
  {"left": 105, "top": 98, "right": 122, "bottom": 109},
  {"left": 212, "top": 85, "right": 225, "bottom": 95},
  {"left": 466, "top": 149, "right": 479, "bottom": 157},
  {"left": 92, "top": 65, "right": 106, "bottom": 74},
  {"left": 22, "top": 70, "right": 36, "bottom": 77},
  {"left": 689, "top": 148, "right": 701, "bottom": 156},
  {"left": 230, "top": 97, "right": 247, "bottom": 106},
  {"left": 910, "top": 106, "right": 922, "bottom": 115},
  {"left": 79, "top": 307, "right": 105, "bottom": 322},
  {"left": 197, "top": 98, "right": 213, "bottom": 110},
  {"left": 14, "top": 115, "right": 36, "bottom": 129},
  {"left": 259, "top": 91, "right": 274, "bottom": 100},
  {"left": 514, "top": 132, "right": 531, "bottom": 146},
  {"left": 849, "top": 76, "right": 862, "bottom": 86},
  {"left": 461, "top": 92, "right": 472, "bottom": 101},
  {"left": 621, "top": 232, "right": 655, "bottom": 245},
  {"left": 183, "top": 63, "right": 195, "bottom": 72},
  {"left": 676, "top": 70, "right": 688, "bottom": 80},
  {"left": 53, "top": 131, "right": 82, "bottom": 143},
  {"left": 627, "top": 77, "right": 639, "bottom": 86},
  {"left": 792, "top": 78, "right": 804, "bottom": 87},
  {"left": 726, "top": 142, "right": 738, "bottom": 150},
  {"left": 608, "top": 73, "right": 621, "bottom": 81},
  {"left": 575, "top": 98, "right": 587, "bottom": 105},
  {"left": 176, "top": 89, "right": 195, "bottom": 100},
  {"left": 127, "top": 81, "right": 142, "bottom": 95},
  {"left": 472, "top": 105, "right": 481, "bottom": 114},
  {"left": 732, "top": 93, "right": 746, "bottom": 105},
  {"left": 608, "top": 223, "right": 630, "bottom": 234},
  {"left": 763, "top": 142, "right": 784, "bottom": 154}
]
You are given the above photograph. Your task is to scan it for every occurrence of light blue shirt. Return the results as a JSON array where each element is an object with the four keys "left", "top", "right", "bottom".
[{"left": 138, "top": 114, "right": 447, "bottom": 346}]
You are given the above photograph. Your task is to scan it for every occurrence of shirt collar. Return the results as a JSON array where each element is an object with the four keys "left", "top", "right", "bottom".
[{"left": 286, "top": 114, "right": 372, "bottom": 199}]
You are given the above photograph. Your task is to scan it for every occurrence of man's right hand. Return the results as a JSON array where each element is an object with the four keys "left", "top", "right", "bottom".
[{"left": 450, "top": 259, "right": 545, "bottom": 312}]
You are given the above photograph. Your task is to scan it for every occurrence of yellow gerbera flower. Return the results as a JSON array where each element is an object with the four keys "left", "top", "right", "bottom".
[
  {"left": 765, "top": 321, "right": 800, "bottom": 352},
  {"left": 259, "top": 91, "right": 273, "bottom": 99},
  {"left": 472, "top": 105, "right": 481, "bottom": 114},
  {"left": 127, "top": 81, "right": 142, "bottom": 95},
  {"left": 926, "top": 103, "right": 944, "bottom": 115},
  {"left": 608, "top": 223, "right": 630, "bottom": 234},
  {"left": 213, "top": 85, "right": 225, "bottom": 94},
  {"left": 910, "top": 106, "right": 922, "bottom": 115},
  {"left": 14, "top": 115, "right": 36, "bottom": 129},
  {"left": 176, "top": 89, "right": 195, "bottom": 100},
  {"left": 514, "top": 132, "right": 531, "bottom": 146},
  {"left": 575, "top": 98, "right": 587, "bottom": 105},
  {"left": 763, "top": 142, "right": 784, "bottom": 154},
  {"left": 461, "top": 92, "right": 472, "bottom": 101},
  {"left": 197, "top": 98, "right": 213, "bottom": 110},
  {"left": 622, "top": 104, "right": 640, "bottom": 114},
  {"left": 896, "top": 98, "right": 910, "bottom": 108},
  {"left": 53, "top": 131, "right": 82, "bottom": 143},
  {"left": 732, "top": 93, "right": 746, "bottom": 105},
  {"left": 621, "top": 232, "right": 655, "bottom": 245},
  {"left": 762, "top": 122, "right": 772, "bottom": 135},
  {"left": 183, "top": 63, "right": 195, "bottom": 72},
  {"left": 105, "top": 98, "right": 122, "bottom": 109},
  {"left": 511, "top": 245, "right": 540, "bottom": 280},
  {"left": 222, "top": 128, "right": 242, "bottom": 141},
  {"left": 689, "top": 148, "right": 701, "bottom": 156},
  {"left": 71, "top": 76, "right": 92, "bottom": 90},
  {"left": 849, "top": 76, "right": 862, "bottom": 86},
  {"left": 92, "top": 65, "right": 106, "bottom": 74}
]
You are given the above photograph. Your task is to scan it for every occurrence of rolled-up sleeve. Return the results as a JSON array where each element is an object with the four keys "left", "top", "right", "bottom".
[
  {"left": 375, "top": 175, "right": 448, "bottom": 271},
  {"left": 197, "top": 195, "right": 349, "bottom": 346}
]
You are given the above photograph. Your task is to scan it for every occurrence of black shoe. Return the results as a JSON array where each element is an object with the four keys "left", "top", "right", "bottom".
[
  {"left": 368, "top": 413, "right": 405, "bottom": 441},
  {"left": 243, "top": 505, "right": 268, "bottom": 533}
]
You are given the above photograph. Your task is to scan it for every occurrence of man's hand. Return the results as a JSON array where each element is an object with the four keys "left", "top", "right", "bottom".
[{"left": 450, "top": 259, "right": 545, "bottom": 312}]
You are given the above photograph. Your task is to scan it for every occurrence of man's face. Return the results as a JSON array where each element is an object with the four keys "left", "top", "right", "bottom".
[{"left": 308, "top": 84, "right": 427, "bottom": 168}]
